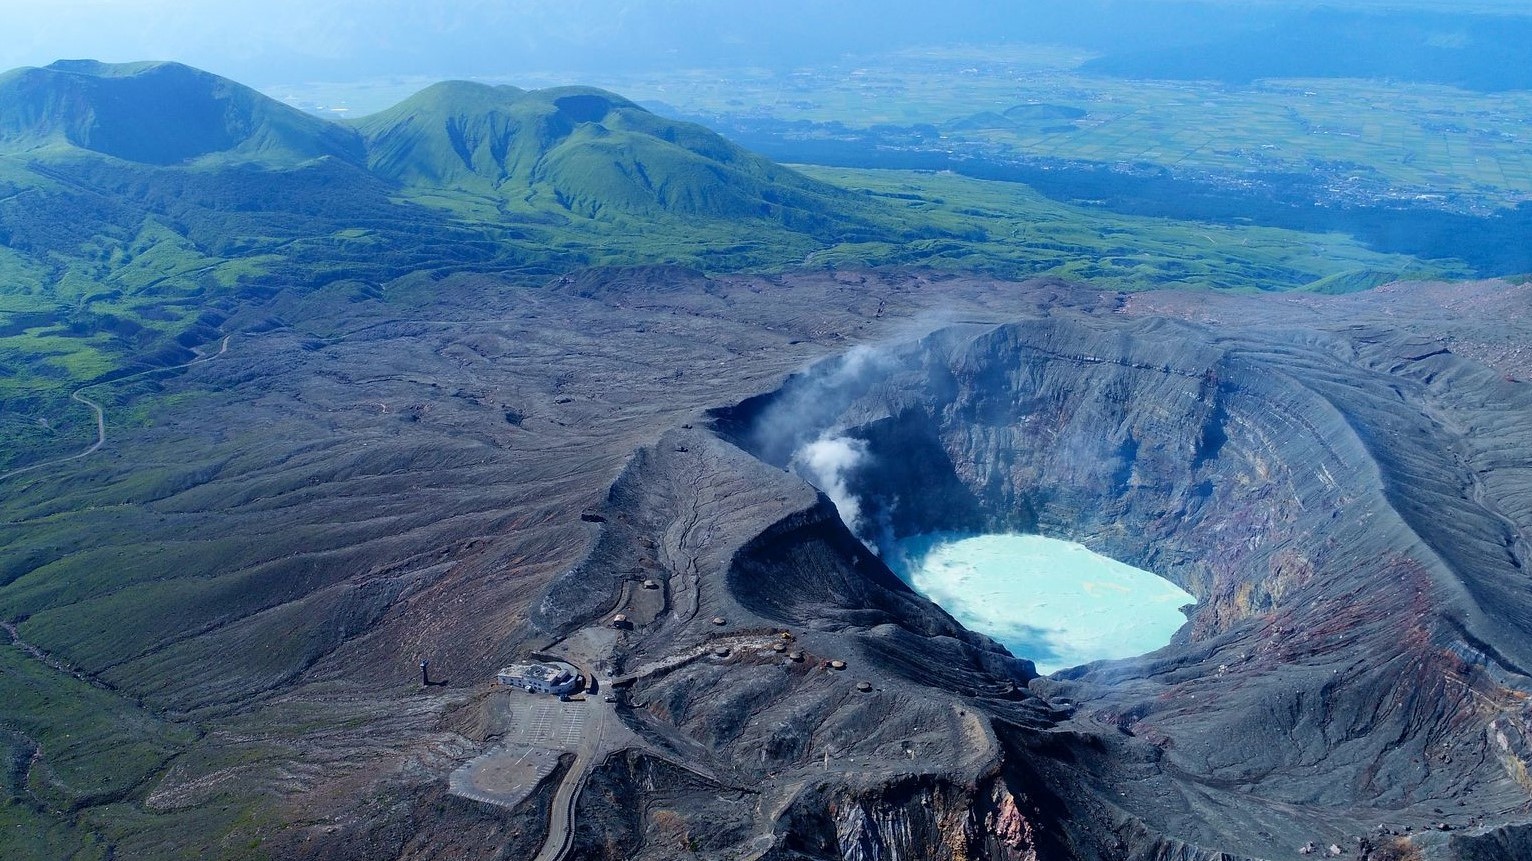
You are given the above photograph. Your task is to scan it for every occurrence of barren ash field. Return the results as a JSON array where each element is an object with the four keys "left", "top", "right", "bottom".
[{"left": 8, "top": 259, "right": 1532, "bottom": 860}]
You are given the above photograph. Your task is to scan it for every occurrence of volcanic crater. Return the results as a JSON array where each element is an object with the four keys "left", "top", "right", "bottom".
[
  {"left": 7, "top": 269, "right": 1532, "bottom": 861},
  {"left": 6, "top": 57, "right": 1532, "bottom": 861},
  {"left": 501, "top": 275, "right": 1532, "bottom": 860}
]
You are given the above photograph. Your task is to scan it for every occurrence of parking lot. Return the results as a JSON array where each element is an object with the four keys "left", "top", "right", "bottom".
[
  {"left": 449, "top": 743, "right": 563, "bottom": 808},
  {"left": 521, "top": 698, "right": 587, "bottom": 749},
  {"left": 447, "top": 687, "right": 595, "bottom": 809}
]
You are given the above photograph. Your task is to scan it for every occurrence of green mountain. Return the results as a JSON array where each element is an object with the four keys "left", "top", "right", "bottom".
[
  {"left": 0, "top": 62, "right": 483, "bottom": 443},
  {"left": 352, "top": 81, "right": 870, "bottom": 235},
  {"left": 0, "top": 59, "right": 1458, "bottom": 464},
  {"left": 0, "top": 63, "right": 901, "bottom": 465},
  {"left": 0, "top": 59, "right": 364, "bottom": 166}
]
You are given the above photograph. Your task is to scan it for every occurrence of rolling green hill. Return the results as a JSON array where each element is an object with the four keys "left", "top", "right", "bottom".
[
  {"left": 0, "top": 60, "right": 364, "bottom": 167},
  {"left": 353, "top": 80, "right": 881, "bottom": 239},
  {"left": 0, "top": 63, "right": 492, "bottom": 469},
  {"left": 0, "top": 60, "right": 1467, "bottom": 475}
]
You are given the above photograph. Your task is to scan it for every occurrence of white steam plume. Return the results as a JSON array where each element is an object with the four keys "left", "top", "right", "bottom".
[
  {"left": 747, "top": 345, "right": 895, "bottom": 468},
  {"left": 791, "top": 433, "right": 869, "bottom": 537}
]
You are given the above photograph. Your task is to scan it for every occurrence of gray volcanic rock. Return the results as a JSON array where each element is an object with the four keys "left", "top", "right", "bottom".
[
  {"left": 4, "top": 270, "right": 1532, "bottom": 859},
  {"left": 705, "top": 286, "right": 1532, "bottom": 858}
]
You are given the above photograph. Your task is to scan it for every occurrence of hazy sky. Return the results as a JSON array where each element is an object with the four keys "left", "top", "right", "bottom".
[{"left": 3, "top": 0, "right": 1528, "bottom": 86}]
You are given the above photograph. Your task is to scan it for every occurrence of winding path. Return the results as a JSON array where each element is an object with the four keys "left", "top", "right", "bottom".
[
  {"left": 0, "top": 390, "right": 105, "bottom": 483},
  {"left": 0, "top": 335, "right": 230, "bottom": 484}
]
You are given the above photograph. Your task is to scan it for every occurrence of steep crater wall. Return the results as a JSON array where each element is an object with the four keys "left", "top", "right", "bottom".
[
  {"left": 712, "top": 313, "right": 1532, "bottom": 855},
  {"left": 718, "top": 317, "right": 1389, "bottom": 638}
]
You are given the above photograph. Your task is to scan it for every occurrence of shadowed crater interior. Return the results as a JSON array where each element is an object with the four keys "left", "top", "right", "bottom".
[{"left": 701, "top": 310, "right": 1532, "bottom": 857}]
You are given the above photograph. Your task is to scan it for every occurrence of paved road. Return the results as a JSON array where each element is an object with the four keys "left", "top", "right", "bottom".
[
  {"left": 1, "top": 335, "right": 231, "bottom": 483},
  {"left": 0, "top": 391, "right": 104, "bottom": 482},
  {"left": 531, "top": 670, "right": 613, "bottom": 861}
]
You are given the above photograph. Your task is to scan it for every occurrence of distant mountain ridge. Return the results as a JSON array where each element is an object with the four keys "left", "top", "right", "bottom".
[
  {"left": 0, "top": 57, "right": 1447, "bottom": 420},
  {"left": 0, "top": 59, "right": 905, "bottom": 415},
  {"left": 0, "top": 60, "right": 364, "bottom": 166},
  {"left": 354, "top": 79, "right": 864, "bottom": 231},
  {"left": 0, "top": 60, "right": 867, "bottom": 237}
]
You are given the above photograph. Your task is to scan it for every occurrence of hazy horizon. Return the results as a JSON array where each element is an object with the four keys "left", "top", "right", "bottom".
[{"left": 5, "top": 0, "right": 1531, "bottom": 89}]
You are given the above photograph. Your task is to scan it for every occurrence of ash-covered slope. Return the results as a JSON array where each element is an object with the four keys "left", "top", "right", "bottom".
[{"left": 4, "top": 266, "right": 1532, "bottom": 860}]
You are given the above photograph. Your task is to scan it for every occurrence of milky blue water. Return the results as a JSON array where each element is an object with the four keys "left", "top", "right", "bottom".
[{"left": 890, "top": 533, "right": 1195, "bottom": 675}]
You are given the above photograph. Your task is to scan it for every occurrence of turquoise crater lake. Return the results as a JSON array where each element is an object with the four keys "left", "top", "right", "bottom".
[{"left": 890, "top": 534, "right": 1196, "bottom": 675}]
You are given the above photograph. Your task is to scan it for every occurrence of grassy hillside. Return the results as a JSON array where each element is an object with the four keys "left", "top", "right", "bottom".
[
  {"left": 0, "top": 61, "right": 1466, "bottom": 476},
  {"left": 790, "top": 166, "right": 1463, "bottom": 292},
  {"left": 0, "top": 68, "right": 896, "bottom": 473},
  {"left": 354, "top": 81, "right": 892, "bottom": 241},
  {"left": 0, "top": 147, "right": 512, "bottom": 468},
  {"left": 0, "top": 60, "right": 364, "bottom": 167}
]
